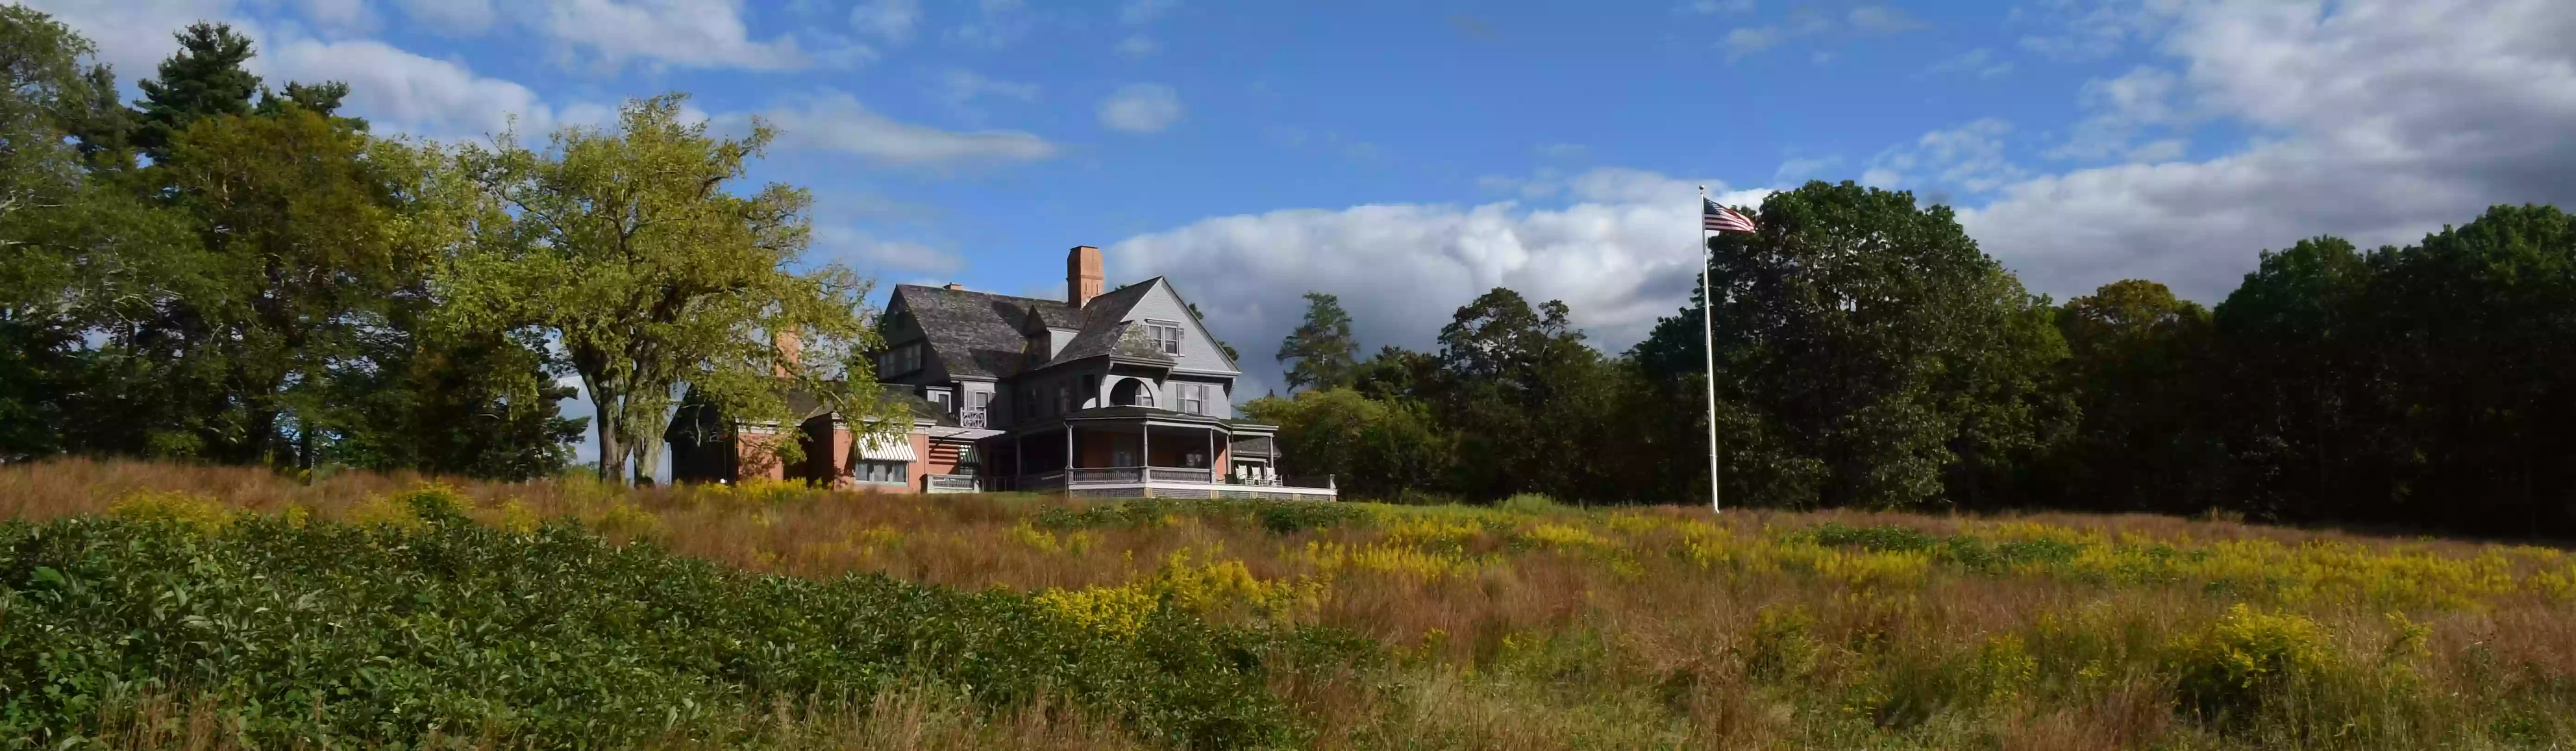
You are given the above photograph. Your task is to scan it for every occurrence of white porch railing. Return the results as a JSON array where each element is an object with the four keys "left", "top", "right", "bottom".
[
  {"left": 925, "top": 474, "right": 981, "bottom": 493},
  {"left": 998, "top": 467, "right": 1336, "bottom": 500}
]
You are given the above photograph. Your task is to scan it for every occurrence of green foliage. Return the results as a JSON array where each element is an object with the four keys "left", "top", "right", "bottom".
[
  {"left": 1242, "top": 387, "right": 1453, "bottom": 500},
  {"left": 1496, "top": 493, "right": 1563, "bottom": 514},
  {"left": 0, "top": 514, "right": 1333, "bottom": 749},
  {"left": 446, "top": 93, "right": 885, "bottom": 485},
  {"left": 130, "top": 22, "right": 259, "bottom": 161},
  {"left": 2167, "top": 605, "right": 2336, "bottom": 726},
  {"left": 1276, "top": 292, "right": 1359, "bottom": 391},
  {"left": 1805, "top": 522, "right": 1937, "bottom": 552}
]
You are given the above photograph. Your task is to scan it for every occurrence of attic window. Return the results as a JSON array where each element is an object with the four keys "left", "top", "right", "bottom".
[{"left": 1145, "top": 320, "right": 1183, "bottom": 355}]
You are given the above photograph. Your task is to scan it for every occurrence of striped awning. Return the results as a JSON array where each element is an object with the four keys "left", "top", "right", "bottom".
[{"left": 855, "top": 433, "right": 917, "bottom": 461}]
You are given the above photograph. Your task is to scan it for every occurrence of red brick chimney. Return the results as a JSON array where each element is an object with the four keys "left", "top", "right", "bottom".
[
  {"left": 772, "top": 327, "right": 800, "bottom": 377},
  {"left": 1067, "top": 245, "right": 1103, "bottom": 307}
]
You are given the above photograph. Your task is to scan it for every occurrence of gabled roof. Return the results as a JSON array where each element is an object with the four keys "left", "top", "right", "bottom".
[
  {"left": 890, "top": 279, "right": 1177, "bottom": 379},
  {"left": 893, "top": 285, "right": 1077, "bottom": 379},
  {"left": 1046, "top": 281, "right": 1170, "bottom": 367}
]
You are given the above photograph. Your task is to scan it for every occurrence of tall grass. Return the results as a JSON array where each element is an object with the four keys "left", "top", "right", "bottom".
[{"left": 5, "top": 458, "right": 2575, "bottom": 749}]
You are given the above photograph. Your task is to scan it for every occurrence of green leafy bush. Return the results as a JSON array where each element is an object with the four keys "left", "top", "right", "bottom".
[
  {"left": 2167, "top": 604, "right": 2336, "bottom": 726},
  {"left": 0, "top": 512, "right": 1350, "bottom": 749}
]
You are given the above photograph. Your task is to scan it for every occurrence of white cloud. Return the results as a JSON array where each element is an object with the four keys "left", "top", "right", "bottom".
[
  {"left": 1115, "top": 34, "right": 1159, "bottom": 58},
  {"left": 1773, "top": 155, "right": 1839, "bottom": 182},
  {"left": 298, "top": 0, "right": 376, "bottom": 34},
  {"left": 16, "top": 0, "right": 243, "bottom": 74},
  {"left": 2013, "top": 0, "right": 2173, "bottom": 62},
  {"left": 396, "top": 0, "right": 498, "bottom": 34},
  {"left": 730, "top": 91, "right": 1058, "bottom": 164},
  {"left": 1962, "top": 0, "right": 2576, "bottom": 303},
  {"left": 22, "top": 0, "right": 586, "bottom": 142},
  {"left": 1926, "top": 47, "right": 2012, "bottom": 79},
  {"left": 1721, "top": 3, "right": 1914, "bottom": 61},
  {"left": 938, "top": 69, "right": 1038, "bottom": 106},
  {"left": 254, "top": 36, "right": 600, "bottom": 139},
  {"left": 849, "top": 0, "right": 920, "bottom": 43},
  {"left": 2048, "top": 66, "right": 2186, "bottom": 160},
  {"left": 1722, "top": 26, "right": 1782, "bottom": 60},
  {"left": 1119, "top": 0, "right": 1178, "bottom": 25},
  {"left": 529, "top": 0, "right": 828, "bottom": 72},
  {"left": 1866, "top": 118, "right": 2026, "bottom": 194},
  {"left": 1108, "top": 168, "right": 1775, "bottom": 391},
  {"left": 815, "top": 226, "right": 966, "bottom": 274},
  {"left": 1097, "top": 83, "right": 1182, "bottom": 134}
]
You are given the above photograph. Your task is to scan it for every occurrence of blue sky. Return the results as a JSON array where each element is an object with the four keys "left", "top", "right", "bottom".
[{"left": 29, "top": 0, "right": 2576, "bottom": 464}]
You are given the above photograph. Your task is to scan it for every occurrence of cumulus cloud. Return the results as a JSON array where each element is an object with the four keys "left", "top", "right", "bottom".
[
  {"left": 1963, "top": 0, "right": 2576, "bottom": 303},
  {"left": 730, "top": 91, "right": 1057, "bottom": 164},
  {"left": 1863, "top": 118, "right": 2026, "bottom": 194},
  {"left": 1108, "top": 168, "right": 1774, "bottom": 392},
  {"left": 529, "top": 0, "right": 830, "bottom": 72},
  {"left": 255, "top": 37, "right": 605, "bottom": 139},
  {"left": 1097, "top": 84, "right": 1183, "bottom": 133},
  {"left": 17, "top": 0, "right": 242, "bottom": 74}
]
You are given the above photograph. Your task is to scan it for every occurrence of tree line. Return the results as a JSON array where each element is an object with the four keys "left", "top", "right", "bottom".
[
  {"left": 1253, "top": 181, "right": 2576, "bottom": 537},
  {"left": 0, "top": 9, "right": 884, "bottom": 483}
]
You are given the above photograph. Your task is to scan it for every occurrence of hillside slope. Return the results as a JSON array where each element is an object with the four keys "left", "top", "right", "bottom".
[{"left": 4, "top": 459, "right": 2574, "bottom": 750}]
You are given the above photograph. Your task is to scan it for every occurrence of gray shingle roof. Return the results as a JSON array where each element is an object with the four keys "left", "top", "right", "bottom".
[
  {"left": 892, "top": 279, "right": 1174, "bottom": 379},
  {"left": 1046, "top": 281, "right": 1170, "bottom": 366},
  {"left": 893, "top": 285, "right": 1076, "bottom": 379}
]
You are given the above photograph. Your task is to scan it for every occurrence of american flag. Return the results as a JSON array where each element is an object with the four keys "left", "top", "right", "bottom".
[{"left": 1703, "top": 198, "right": 1758, "bottom": 234}]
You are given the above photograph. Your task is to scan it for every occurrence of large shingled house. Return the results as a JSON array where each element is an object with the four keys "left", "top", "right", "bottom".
[{"left": 668, "top": 245, "right": 1334, "bottom": 500}]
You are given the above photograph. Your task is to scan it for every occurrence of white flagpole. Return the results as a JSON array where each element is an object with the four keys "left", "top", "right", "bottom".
[{"left": 1698, "top": 186, "right": 1722, "bottom": 515}]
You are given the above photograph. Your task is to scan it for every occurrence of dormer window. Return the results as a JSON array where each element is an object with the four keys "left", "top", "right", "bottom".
[
  {"left": 880, "top": 342, "right": 923, "bottom": 375},
  {"left": 1145, "top": 320, "right": 1183, "bottom": 355}
]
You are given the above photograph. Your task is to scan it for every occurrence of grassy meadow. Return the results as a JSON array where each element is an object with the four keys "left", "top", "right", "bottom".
[{"left": 5, "top": 460, "right": 2576, "bottom": 750}]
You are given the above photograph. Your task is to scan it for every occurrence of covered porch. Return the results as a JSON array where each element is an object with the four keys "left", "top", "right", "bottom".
[{"left": 988, "top": 407, "right": 1335, "bottom": 500}]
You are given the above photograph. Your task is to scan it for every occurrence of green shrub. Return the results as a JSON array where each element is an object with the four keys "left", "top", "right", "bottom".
[
  {"left": 2167, "top": 604, "right": 2336, "bottom": 726},
  {"left": 0, "top": 514, "right": 1346, "bottom": 749},
  {"left": 1496, "top": 493, "right": 1563, "bottom": 515}
]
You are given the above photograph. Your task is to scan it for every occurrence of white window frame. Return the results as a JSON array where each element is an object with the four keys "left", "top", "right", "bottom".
[
  {"left": 1177, "top": 382, "right": 1205, "bottom": 415},
  {"left": 857, "top": 459, "right": 905, "bottom": 485},
  {"left": 1145, "top": 320, "right": 1183, "bottom": 356},
  {"left": 963, "top": 391, "right": 990, "bottom": 428}
]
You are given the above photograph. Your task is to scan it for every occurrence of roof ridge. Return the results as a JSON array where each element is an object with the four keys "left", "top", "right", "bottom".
[{"left": 894, "top": 283, "right": 1073, "bottom": 308}]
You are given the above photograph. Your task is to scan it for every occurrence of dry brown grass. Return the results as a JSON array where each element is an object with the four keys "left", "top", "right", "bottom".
[{"left": 12, "top": 457, "right": 2576, "bottom": 750}]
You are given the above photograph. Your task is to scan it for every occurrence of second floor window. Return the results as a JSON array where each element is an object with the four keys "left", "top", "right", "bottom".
[
  {"left": 1057, "top": 385, "right": 1072, "bottom": 414},
  {"left": 963, "top": 391, "right": 990, "bottom": 428},
  {"left": 880, "top": 343, "right": 922, "bottom": 374},
  {"left": 1145, "top": 321, "right": 1183, "bottom": 355},
  {"left": 1177, "top": 383, "right": 1205, "bottom": 415}
]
